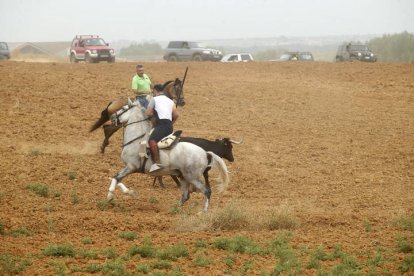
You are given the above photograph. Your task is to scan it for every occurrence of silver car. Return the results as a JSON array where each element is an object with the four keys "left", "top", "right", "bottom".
[{"left": 0, "top": 42, "right": 10, "bottom": 60}]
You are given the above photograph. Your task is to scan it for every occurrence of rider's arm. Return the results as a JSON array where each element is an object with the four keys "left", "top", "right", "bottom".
[
  {"left": 172, "top": 105, "right": 179, "bottom": 124},
  {"left": 146, "top": 99, "right": 155, "bottom": 117}
]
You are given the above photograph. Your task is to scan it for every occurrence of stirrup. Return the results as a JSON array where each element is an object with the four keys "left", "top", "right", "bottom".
[{"left": 149, "top": 163, "right": 164, "bottom": 173}]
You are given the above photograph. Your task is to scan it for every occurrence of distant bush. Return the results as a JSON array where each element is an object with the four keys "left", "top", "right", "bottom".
[{"left": 119, "top": 42, "right": 163, "bottom": 57}]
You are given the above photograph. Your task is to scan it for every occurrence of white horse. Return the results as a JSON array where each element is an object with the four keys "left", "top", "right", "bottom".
[{"left": 107, "top": 99, "right": 229, "bottom": 212}]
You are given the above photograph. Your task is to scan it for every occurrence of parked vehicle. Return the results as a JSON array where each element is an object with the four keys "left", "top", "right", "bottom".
[
  {"left": 275, "top": 51, "right": 314, "bottom": 61},
  {"left": 163, "top": 41, "right": 222, "bottom": 62},
  {"left": 69, "top": 35, "right": 115, "bottom": 63},
  {"left": 221, "top": 53, "right": 253, "bottom": 62},
  {"left": 335, "top": 43, "right": 377, "bottom": 62},
  {"left": 0, "top": 42, "right": 10, "bottom": 60}
]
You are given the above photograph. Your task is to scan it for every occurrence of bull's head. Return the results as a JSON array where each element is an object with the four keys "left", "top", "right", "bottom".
[{"left": 216, "top": 137, "right": 242, "bottom": 162}]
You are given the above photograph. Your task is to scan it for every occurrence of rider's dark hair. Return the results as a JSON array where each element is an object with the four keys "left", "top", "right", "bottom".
[{"left": 153, "top": 84, "right": 163, "bottom": 92}]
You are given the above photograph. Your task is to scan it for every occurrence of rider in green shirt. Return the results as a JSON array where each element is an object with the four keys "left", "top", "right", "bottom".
[{"left": 132, "top": 64, "right": 152, "bottom": 108}]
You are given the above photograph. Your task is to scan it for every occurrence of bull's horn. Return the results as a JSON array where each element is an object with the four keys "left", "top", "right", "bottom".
[{"left": 229, "top": 138, "right": 243, "bottom": 144}]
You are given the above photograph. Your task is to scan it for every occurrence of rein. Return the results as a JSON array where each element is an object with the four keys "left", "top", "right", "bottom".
[{"left": 118, "top": 106, "right": 150, "bottom": 148}]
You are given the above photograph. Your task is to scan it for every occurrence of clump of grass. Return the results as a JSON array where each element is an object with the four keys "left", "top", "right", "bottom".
[
  {"left": 42, "top": 243, "right": 75, "bottom": 257},
  {"left": 363, "top": 218, "right": 373, "bottom": 232},
  {"left": 307, "top": 245, "right": 329, "bottom": 269},
  {"left": 47, "top": 219, "right": 56, "bottom": 233},
  {"left": 76, "top": 249, "right": 97, "bottom": 259},
  {"left": 393, "top": 212, "right": 414, "bottom": 231},
  {"left": 136, "top": 263, "right": 151, "bottom": 274},
  {"left": 268, "top": 233, "right": 302, "bottom": 275},
  {"left": 224, "top": 254, "right": 237, "bottom": 268},
  {"left": 396, "top": 236, "right": 414, "bottom": 253},
  {"left": 81, "top": 237, "right": 93, "bottom": 245},
  {"left": 0, "top": 255, "right": 32, "bottom": 274},
  {"left": 156, "top": 242, "right": 189, "bottom": 261},
  {"left": 213, "top": 235, "right": 262, "bottom": 255},
  {"left": 193, "top": 251, "right": 211, "bottom": 267},
  {"left": 10, "top": 227, "right": 33, "bottom": 237},
  {"left": 169, "top": 202, "right": 181, "bottom": 215},
  {"left": 148, "top": 196, "right": 159, "bottom": 204},
  {"left": 67, "top": 170, "right": 77, "bottom": 180},
  {"left": 210, "top": 201, "right": 249, "bottom": 230},
  {"left": 49, "top": 260, "right": 66, "bottom": 275},
  {"left": 30, "top": 148, "right": 42, "bottom": 156},
  {"left": 71, "top": 191, "right": 80, "bottom": 204},
  {"left": 195, "top": 239, "right": 208, "bottom": 249},
  {"left": 26, "top": 183, "right": 49, "bottom": 197},
  {"left": 102, "top": 247, "right": 117, "bottom": 259},
  {"left": 128, "top": 237, "right": 156, "bottom": 258},
  {"left": 152, "top": 260, "right": 172, "bottom": 269},
  {"left": 117, "top": 231, "right": 138, "bottom": 241},
  {"left": 97, "top": 200, "right": 115, "bottom": 211},
  {"left": 101, "top": 260, "right": 127, "bottom": 275},
  {"left": 262, "top": 204, "right": 299, "bottom": 230},
  {"left": 399, "top": 255, "right": 414, "bottom": 273}
]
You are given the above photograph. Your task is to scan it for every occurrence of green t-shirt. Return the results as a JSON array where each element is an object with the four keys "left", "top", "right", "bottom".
[{"left": 131, "top": 73, "right": 151, "bottom": 95}]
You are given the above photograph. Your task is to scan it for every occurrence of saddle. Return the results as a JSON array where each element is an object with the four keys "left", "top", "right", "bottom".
[{"left": 138, "top": 130, "right": 182, "bottom": 158}]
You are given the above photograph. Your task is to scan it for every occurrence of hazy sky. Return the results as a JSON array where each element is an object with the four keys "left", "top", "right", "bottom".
[{"left": 1, "top": 0, "right": 413, "bottom": 42}]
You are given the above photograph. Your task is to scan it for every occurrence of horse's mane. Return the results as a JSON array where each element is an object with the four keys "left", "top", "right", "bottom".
[{"left": 161, "top": 80, "right": 174, "bottom": 91}]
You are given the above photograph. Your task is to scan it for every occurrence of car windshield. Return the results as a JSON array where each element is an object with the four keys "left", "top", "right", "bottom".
[
  {"left": 279, "top": 54, "right": 292, "bottom": 60},
  {"left": 84, "top": 38, "right": 106, "bottom": 46},
  {"left": 299, "top": 53, "right": 313, "bottom": 60},
  {"left": 350, "top": 45, "right": 369, "bottom": 51},
  {"left": 188, "top": 42, "right": 205, "bottom": 48},
  {"left": 0, "top": 42, "right": 8, "bottom": 50},
  {"left": 241, "top": 54, "right": 252, "bottom": 61}
]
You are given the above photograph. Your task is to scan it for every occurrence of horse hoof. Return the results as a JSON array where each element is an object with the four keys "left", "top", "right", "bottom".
[
  {"left": 128, "top": 190, "right": 138, "bottom": 198},
  {"left": 107, "top": 193, "right": 114, "bottom": 201}
]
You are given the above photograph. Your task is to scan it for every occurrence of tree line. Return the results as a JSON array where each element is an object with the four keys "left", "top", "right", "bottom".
[
  {"left": 368, "top": 31, "right": 414, "bottom": 63},
  {"left": 118, "top": 32, "right": 414, "bottom": 63}
]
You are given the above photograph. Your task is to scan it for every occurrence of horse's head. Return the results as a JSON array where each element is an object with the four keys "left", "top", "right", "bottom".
[
  {"left": 163, "top": 78, "right": 185, "bottom": 107},
  {"left": 110, "top": 98, "right": 140, "bottom": 126}
]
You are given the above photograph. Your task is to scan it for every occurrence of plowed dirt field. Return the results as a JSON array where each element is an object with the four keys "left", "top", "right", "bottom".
[{"left": 0, "top": 60, "right": 413, "bottom": 275}]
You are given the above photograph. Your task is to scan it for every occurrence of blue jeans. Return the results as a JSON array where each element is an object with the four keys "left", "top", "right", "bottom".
[{"left": 136, "top": 96, "right": 148, "bottom": 109}]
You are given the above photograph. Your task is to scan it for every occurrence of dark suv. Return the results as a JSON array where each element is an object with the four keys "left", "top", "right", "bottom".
[
  {"left": 69, "top": 35, "right": 115, "bottom": 63},
  {"left": 163, "top": 41, "right": 222, "bottom": 62},
  {"left": 335, "top": 43, "right": 377, "bottom": 62},
  {"left": 0, "top": 42, "right": 10, "bottom": 60}
]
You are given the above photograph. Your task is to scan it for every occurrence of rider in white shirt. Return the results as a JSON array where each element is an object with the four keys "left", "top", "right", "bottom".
[{"left": 146, "top": 84, "right": 179, "bottom": 172}]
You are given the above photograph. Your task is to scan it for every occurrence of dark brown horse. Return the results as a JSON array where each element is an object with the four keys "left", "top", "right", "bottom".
[{"left": 90, "top": 78, "right": 185, "bottom": 153}]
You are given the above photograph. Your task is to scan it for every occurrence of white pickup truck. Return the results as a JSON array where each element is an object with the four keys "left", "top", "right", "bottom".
[{"left": 221, "top": 53, "right": 253, "bottom": 62}]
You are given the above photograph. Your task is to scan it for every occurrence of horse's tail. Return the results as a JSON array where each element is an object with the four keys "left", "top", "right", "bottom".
[
  {"left": 89, "top": 107, "right": 110, "bottom": 132},
  {"left": 207, "top": 151, "right": 230, "bottom": 192}
]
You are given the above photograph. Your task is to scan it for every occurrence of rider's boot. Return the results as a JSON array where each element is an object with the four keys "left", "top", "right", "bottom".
[{"left": 149, "top": 140, "right": 163, "bottom": 172}]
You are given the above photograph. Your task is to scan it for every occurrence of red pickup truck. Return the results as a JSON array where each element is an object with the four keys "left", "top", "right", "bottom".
[{"left": 69, "top": 35, "right": 115, "bottom": 63}]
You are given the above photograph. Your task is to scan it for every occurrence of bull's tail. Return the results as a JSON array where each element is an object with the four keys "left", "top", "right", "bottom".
[
  {"left": 89, "top": 108, "right": 110, "bottom": 132},
  {"left": 207, "top": 151, "right": 230, "bottom": 192}
]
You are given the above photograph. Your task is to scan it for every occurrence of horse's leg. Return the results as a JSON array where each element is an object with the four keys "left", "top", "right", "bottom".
[
  {"left": 178, "top": 177, "right": 190, "bottom": 206},
  {"left": 153, "top": 176, "right": 165, "bottom": 188},
  {"left": 101, "top": 124, "right": 122, "bottom": 153},
  {"left": 183, "top": 173, "right": 211, "bottom": 212},
  {"left": 107, "top": 166, "right": 136, "bottom": 201},
  {"left": 171, "top": 176, "right": 181, "bottom": 187}
]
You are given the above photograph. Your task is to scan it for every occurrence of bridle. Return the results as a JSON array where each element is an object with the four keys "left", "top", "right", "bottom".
[
  {"left": 173, "top": 80, "right": 185, "bottom": 107},
  {"left": 111, "top": 104, "right": 150, "bottom": 148}
]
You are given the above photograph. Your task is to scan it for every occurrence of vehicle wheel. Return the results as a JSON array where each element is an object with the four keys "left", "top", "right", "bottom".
[
  {"left": 168, "top": 55, "right": 178, "bottom": 62},
  {"left": 335, "top": 56, "right": 343, "bottom": 62},
  {"left": 108, "top": 57, "right": 115, "bottom": 63},
  {"left": 70, "top": 53, "right": 78, "bottom": 63},
  {"left": 193, "top": 54, "right": 202, "bottom": 61},
  {"left": 85, "top": 53, "right": 93, "bottom": 63}
]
